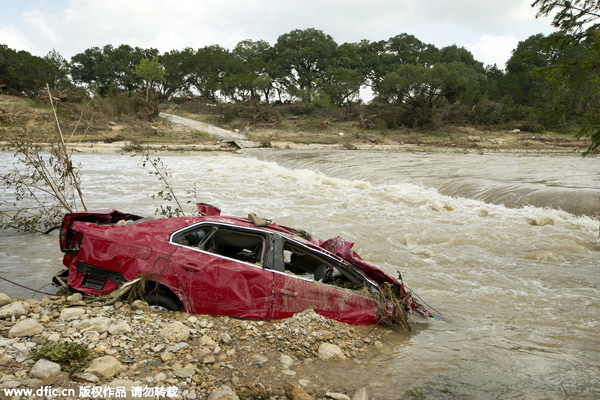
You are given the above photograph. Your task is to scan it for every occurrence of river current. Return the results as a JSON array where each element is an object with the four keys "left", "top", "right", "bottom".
[{"left": 1, "top": 149, "right": 598, "bottom": 398}]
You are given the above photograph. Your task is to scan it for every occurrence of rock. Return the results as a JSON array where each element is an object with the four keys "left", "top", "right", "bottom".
[
  {"left": 160, "top": 321, "right": 189, "bottom": 342},
  {"left": 509, "top": 128, "right": 521, "bottom": 134},
  {"left": 108, "top": 321, "right": 132, "bottom": 335},
  {"left": 74, "top": 372, "right": 99, "bottom": 383},
  {"left": 30, "top": 358, "right": 61, "bottom": 379},
  {"left": 174, "top": 368, "right": 195, "bottom": 378},
  {"left": 326, "top": 393, "right": 351, "bottom": 400},
  {"left": 160, "top": 351, "right": 174, "bottom": 362},
  {"left": 0, "top": 293, "right": 10, "bottom": 307},
  {"left": 60, "top": 307, "right": 85, "bottom": 320},
  {"left": 131, "top": 300, "right": 150, "bottom": 312},
  {"left": 66, "top": 293, "right": 83, "bottom": 302},
  {"left": 78, "top": 316, "right": 111, "bottom": 333},
  {"left": 317, "top": 343, "right": 346, "bottom": 361},
  {"left": 0, "top": 301, "right": 30, "bottom": 319},
  {"left": 280, "top": 354, "right": 294, "bottom": 367},
  {"left": 201, "top": 334, "right": 216, "bottom": 346},
  {"left": 208, "top": 385, "right": 239, "bottom": 400},
  {"left": 202, "top": 355, "right": 216, "bottom": 364},
  {"left": 154, "top": 372, "right": 167, "bottom": 382},
  {"left": 85, "top": 356, "right": 125, "bottom": 379},
  {"left": 251, "top": 354, "right": 268, "bottom": 365},
  {"left": 47, "top": 332, "right": 61, "bottom": 343},
  {"left": 219, "top": 333, "right": 232, "bottom": 344},
  {"left": 352, "top": 387, "right": 369, "bottom": 400},
  {"left": 284, "top": 383, "right": 315, "bottom": 400},
  {"left": 8, "top": 319, "right": 43, "bottom": 338}
]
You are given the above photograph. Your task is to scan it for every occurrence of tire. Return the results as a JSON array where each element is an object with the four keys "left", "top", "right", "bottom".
[{"left": 143, "top": 292, "right": 182, "bottom": 311}]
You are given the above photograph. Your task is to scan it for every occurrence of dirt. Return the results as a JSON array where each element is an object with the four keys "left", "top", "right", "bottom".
[{"left": 0, "top": 94, "right": 591, "bottom": 154}]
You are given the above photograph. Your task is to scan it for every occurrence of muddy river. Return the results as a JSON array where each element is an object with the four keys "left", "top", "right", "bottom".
[{"left": 1, "top": 149, "right": 599, "bottom": 398}]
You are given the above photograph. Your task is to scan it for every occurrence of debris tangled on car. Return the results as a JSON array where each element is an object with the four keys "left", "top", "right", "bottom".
[{"left": 56, "top": 204, "right": 437, "bottom": 329}]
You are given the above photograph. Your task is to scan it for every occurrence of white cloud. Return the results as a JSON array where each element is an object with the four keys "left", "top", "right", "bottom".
[
  {"left": 468, "top": 34, "right": 519, "bottom": 68},
  {"left": 0, "top": 25, "right": 33, "bottom": 53}
]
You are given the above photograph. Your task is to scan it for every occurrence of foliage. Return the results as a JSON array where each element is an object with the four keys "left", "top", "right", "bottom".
[
  {"left": 531, "top": 0, "right": 600, "bottom": 153},
  {"left": 0, "top": 45, "right": 55, "bottom": 96},
  {"left": 3, "top": 21, "right": 600, "bottom": 143},
  {"left": 34, "top": 341, "right": 90, "bottom": 367},
  {"left": 135, "top": 57, "right": 165, "bottom": 102}
]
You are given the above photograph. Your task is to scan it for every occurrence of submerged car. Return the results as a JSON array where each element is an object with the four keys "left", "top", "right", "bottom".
[{"left": 57, "top": 204, "right": 432, "bottom": 327}]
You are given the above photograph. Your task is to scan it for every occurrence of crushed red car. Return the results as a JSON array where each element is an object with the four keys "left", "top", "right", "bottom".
[{"left": 56, "top": 204, "right": 433, "bottom": 327}]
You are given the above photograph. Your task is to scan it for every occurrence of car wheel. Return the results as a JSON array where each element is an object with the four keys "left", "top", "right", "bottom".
[{"left": 143, "top": 292, "right": 182, "bottom": 311}]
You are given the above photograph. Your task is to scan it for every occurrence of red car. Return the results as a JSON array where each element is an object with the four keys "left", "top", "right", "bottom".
[{"left": 58, "top": 204, "right": 430, "bottom": 326}]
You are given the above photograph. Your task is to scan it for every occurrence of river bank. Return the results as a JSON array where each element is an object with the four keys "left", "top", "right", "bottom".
[{"left": 0, "top": 292, "right": 385, "bottom": 400}]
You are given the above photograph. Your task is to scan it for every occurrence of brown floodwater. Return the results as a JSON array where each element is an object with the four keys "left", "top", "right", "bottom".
[{"left": 1, "top": 149, "right": 598, "bottom": 398}]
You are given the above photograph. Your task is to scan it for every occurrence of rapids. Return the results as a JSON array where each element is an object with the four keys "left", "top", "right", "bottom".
[{"left": 1, "top": 149, "right": 598, "bottom": 398}]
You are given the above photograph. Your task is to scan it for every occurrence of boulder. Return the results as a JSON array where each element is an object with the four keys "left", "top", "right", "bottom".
[
  {"left": 60, "top": 307, "right": 85, "bottom": 320},
  {"left": 108, "top": 321, "right": 132, "bottom": 335},
  {"left": 66, "top": 293, "right": 83, "bottom": 302},
  {"left": 0, "top": 301, "right": 30, "bottom": 319},
  {"left": 317, "top": 343, "right": 346, "bottom": 361},
  {"left": 30, "top": 358, "right": 61, "bottom": 379},
  {"left": 85, "top": 356, "right": 125, "bottom": 379},
  {"left": 75, "top": 316, "right": 111, "bottom": 333},
  {"left": 8, "top": 319, "right": 43, "bottom": 338},
  {"left": 0, "top": 293, "right": 10, "bottom": 307},
  {"left": 160, "top": 321, "right": 189, "bottom": 342}
]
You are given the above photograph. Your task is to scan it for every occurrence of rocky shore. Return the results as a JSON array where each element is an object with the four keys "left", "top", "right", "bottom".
[{"left": 0, "top": 292, "right": 386, "bottom": 400}]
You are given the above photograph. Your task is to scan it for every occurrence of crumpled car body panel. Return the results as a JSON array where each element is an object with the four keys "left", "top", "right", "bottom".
[{"left": 59, "top": 209, "right": 422, "bottom": 326}]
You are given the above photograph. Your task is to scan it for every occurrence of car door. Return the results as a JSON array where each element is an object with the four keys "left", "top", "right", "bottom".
[
  {"left": 170, "top": 223, "right": 273, "bottom": 319},
  {"left": 270, "top": 239, "right": 382, "bottom": 325}
]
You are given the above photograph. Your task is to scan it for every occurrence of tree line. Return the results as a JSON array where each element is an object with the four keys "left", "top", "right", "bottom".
[{"left": 0, "top": 1, "right": 598, "bottom": 152}]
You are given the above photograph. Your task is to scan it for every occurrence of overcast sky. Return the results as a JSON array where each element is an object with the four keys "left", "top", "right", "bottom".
[{"left": 2, "top": 0, "right": 556, "bottom": 69}]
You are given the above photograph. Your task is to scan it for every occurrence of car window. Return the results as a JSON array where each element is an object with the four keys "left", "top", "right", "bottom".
[
  {"left": 176, "top": 225, "right": 266, "bottom": 266},
  {"left": 281, "top": 240, "right": 365, "bottom": 290}
]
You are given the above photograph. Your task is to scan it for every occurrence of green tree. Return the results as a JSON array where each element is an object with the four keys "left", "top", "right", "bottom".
[
  {"left": 189, "top": 45, "right": 230, "bottom": 101},
  {"left": 273, "top": 28, "right": 338, "bottom": 102},
  {"left": 71, "top": 44, "right": 157, "bottom": 94},
  {"left": 321, "top": 42, "right": 366, "bottom": 106},
  {"left": 533, "top": 0, "right": 600, "bottom": 41},
  {"left": 221, "top": 39, "right": 274, "bottom": 103},
  {"left": 532, "top": 0, "right": 600, "bottom": 152},
  {"left": 0, "top": 45, "right": 53, "bottom": 96},
  {"left": 135, "top": 57, "right": 165, "bottom": 102},
  {"left": 158, "top": 48, "right": 196, "bottom": 100},
  {"left": 44, "top": 49, "right": 70, "bottom": 89}
]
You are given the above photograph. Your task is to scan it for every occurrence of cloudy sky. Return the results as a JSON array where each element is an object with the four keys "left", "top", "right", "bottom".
[{"left": 2, "top": 0, "right": 556, "bottom": 69}]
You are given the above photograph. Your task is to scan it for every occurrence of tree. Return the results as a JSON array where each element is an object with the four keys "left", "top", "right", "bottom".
[
  {"left": 135, "top": 57, "right": 165, "bottom": 102},
  {"left": 273, "top": 28, "right": 337, "bottom": 102},
  {"left": 158, "top": 48, "right": 196, "bottom": 100},
  {"left": 221, "top": 39, "right": 274, "bottom": 103},
  {"left": 44, "top": 49, "right": 70, "bottom": 89},
  {"left": 71, "top": 44, "right": 157, "bottom": 94},
  {"left": 532, "top": 0, "right": 600, "bottom": 153},
  {"left": 0, "top": 45, "right": 53, "bottom": 96},
  {"left": 533, "top": 0, "right": 600, "bottom": 41},
  {"left": 321, "top": 42, "right": 366, "bottom": 106},
  {"left": 189, "top": 45, "right": 230, "bottom": 101}
]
